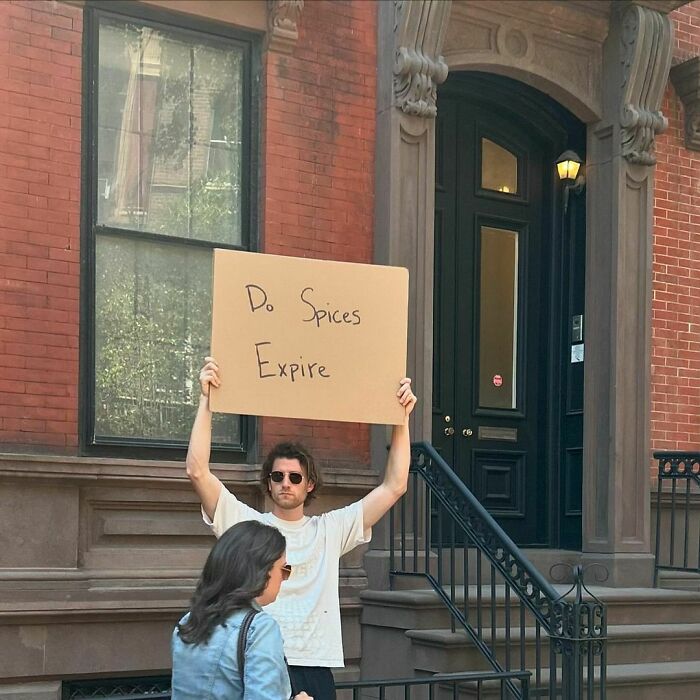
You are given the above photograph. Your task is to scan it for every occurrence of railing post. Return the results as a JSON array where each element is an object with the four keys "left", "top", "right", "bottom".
[
  {"left": 653, "top": 454, "right": 663, "bottom": 587},
  {"left": 558, "top": 604, "right": 583, "bottom": 700},
  {"left": 551, "top": 564, "right": 607, "bottom": 700}
]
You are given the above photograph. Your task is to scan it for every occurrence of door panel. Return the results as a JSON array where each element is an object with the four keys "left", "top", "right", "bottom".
[
  {"left": 472, "top": 450, "right": 527, "bottom": 516},
  {"left": 433, "top": 76, "right": 565, "bottom": 546}
]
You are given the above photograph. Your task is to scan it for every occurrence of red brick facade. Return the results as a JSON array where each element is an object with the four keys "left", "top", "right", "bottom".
[
  {"left": 651, "top": 1, "right": 700, "bottom": 454},
  {"left": 0, "top": 0, "right": 377, "bottom": 466},
  {"left": 0, "top": 0, "right": 696, "bottom": 468},
  {"left": 0, "top": 0, "right": 81, "bottom": 449},
  {"left": 259, "top": 0, "right": 376, "bottom": 466}
]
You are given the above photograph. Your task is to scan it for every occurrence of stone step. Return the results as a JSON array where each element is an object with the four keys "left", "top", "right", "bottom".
[
  {"left": 407, "top": 622, "right": 700, "bottom": 671},
  {"left": 437, "top": 661, "right": 700, "bottom": 700},
  {"left": 361, "top": 584, "right": 700, "bottom": 629},
  {"left": 657, "top": 569, "right": 700, "bottom": 591}
]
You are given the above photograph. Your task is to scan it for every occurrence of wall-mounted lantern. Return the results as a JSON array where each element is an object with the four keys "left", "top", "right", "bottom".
[
  {"left": 556, "top": 150, "right": 584, "bottom": 214},
  {"left": 556, "top": 150, "right": 583, "bottom": 182}
]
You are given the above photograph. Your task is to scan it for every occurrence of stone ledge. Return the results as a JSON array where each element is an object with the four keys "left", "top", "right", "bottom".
[
  {"left": 0, "top": 452, "right": 380, "bottom": 490},
  {"left": 0, "top": 682, "right": 61, "bottom": 700}
]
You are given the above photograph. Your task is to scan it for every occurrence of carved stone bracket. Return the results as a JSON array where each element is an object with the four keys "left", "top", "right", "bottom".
[
  {"left": 670, "top": 57, "right": 700, "bottom": 151},
  {"left": 619, "top": 4, "right": 673, "bottom": 165},
  {"left": 267, "top": 0, "right": 304, "bottom": 54},
  {"left": 393, "top": 0, "right": 451, "bottom": 118}
]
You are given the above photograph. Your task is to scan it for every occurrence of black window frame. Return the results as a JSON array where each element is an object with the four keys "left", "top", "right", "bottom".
[{"left": 80, "top": 0, "right": 260, "bottom": 461}]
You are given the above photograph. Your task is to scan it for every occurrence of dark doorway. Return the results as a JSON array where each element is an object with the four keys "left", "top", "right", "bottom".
[{"left": 432, "top": 72, "right": 586, "bottom": 548}]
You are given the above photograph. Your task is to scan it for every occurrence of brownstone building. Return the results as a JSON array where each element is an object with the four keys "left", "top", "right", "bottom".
[{"left": 0, "top": 1, "right": 699, "bottom": 698}]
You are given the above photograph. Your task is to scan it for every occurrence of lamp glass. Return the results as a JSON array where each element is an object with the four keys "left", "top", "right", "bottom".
[
  {"left": 556, "top": 151, "right": 582, "bottom": 181},
  {"left": 558, "top": 159, "right": 581, "bottom": 181}
]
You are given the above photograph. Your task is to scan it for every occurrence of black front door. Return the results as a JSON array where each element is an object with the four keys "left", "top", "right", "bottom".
[{"left": 432, "top": 73, "right": 585, "bottom": 547}]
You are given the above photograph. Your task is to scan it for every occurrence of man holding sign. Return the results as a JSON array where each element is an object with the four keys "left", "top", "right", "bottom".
[{"left": 186, "top": 357, "right": 417, "bottom": 700}]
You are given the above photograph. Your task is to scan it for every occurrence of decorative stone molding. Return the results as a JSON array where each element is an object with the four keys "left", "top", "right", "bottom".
[
  {"left": 635, "top": 0, "right": 688, "bottom": 12},
  {"left": 393, "top": 0, "right": 450, "bottom": 118},
  {"left": 670, "top": 57, "right": 700, "bottom": 151},
  {"left": 267, "top": 0, "right": 304, "bottom": 54},
  {"left": 619, "top": 4, "right": 673, "bottom": 165},
  {"left": 442, "top": 1, "right": 603, "bottom": 121}
]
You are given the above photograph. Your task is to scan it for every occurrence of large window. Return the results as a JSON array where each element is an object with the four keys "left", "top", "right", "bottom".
[{"left": 84, "top": 5, "right": 257, "bottom": 453}]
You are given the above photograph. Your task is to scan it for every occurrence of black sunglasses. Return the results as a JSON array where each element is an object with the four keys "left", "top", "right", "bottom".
[{"left": 269, "top": 471, "right": 304, "bottom": 485}]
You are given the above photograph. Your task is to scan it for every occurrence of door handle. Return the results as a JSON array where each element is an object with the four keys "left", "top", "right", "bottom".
[
  {"left": 462, "top": 428, "right": 473, "bottom": 437},
  {"left": 444, "top": 427, "right": 455, "bottom": 436}
]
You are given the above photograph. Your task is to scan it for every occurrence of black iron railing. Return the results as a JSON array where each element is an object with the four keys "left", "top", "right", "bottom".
[
  {"left": 389, "top": 442, "right": 607, "bottom": 700},
  {"left": 336, "top": 670, "right": 531, "bottom": 699},
  {"left": 64, "top": 671, "right": 530, "bottom": 700},
  {"left": 653, "top": 450, "right": 700, "bottom": 586}
]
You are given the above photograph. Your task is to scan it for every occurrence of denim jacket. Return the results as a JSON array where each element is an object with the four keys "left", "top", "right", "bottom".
[{"left": 171, "top": 605, "right": 292, "bottom": 700}]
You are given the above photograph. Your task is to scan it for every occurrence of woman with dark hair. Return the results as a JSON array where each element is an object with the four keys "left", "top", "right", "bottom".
[{"left": 171, "top": 520, "right": 312, "bottom": 700}]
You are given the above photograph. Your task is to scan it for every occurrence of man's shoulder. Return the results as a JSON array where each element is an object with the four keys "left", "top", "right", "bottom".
[{"left": 315, "top": 499, "right": 362, "bottom": 523}]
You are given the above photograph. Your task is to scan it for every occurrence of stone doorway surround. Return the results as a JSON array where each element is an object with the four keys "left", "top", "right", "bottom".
[{"left": 373, "top": 0, "right": 685, "bottom": 586}]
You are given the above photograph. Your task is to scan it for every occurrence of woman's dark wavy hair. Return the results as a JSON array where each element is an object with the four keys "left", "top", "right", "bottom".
[
  {"left": 260, "top": 441, "right": 323, "bottom": 506},
  {"left": 177, "top": 520, "right": 285, "bottom": 645}
]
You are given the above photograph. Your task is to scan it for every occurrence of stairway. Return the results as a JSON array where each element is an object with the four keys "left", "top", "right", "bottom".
[{"left": 360, "top": 584, "right": 700, "bottom": 699}]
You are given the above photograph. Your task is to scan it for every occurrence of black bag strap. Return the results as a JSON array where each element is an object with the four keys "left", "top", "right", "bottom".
[{"left": 237, "top": 608, "right": 260, "bottom": 689}]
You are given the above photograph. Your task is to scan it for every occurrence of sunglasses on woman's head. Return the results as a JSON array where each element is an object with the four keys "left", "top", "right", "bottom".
[
  {"left": 281, "top": 564, "right": 292, "bottom": 581},
  {"left": 269, "top": 471, "right": 304, "bottom": 485}
]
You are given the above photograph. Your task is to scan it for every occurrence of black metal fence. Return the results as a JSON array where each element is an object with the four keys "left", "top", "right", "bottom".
[
  {"left": 62, "top": 677, "right": 171, "bottom": 699},
  {"left": 653, "top": 450, "right": 700, "bottom": 586},
  {"left": 389, "top": 442, "right": 607, "bottom": 700},
  {"left": 336, "top": 670, "right": 531, "bottom": 699},
  {"left": 64, "top": 672, "right": 530, "bottom": 700}
]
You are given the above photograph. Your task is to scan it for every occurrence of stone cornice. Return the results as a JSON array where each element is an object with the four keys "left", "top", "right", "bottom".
[
  {"left": 670, "top": 56, "right": 700, "bottom": 151},
  {"left": 393, "top": 0, "right": 451, "bottom": 118},
  {"left": 267, "top": 0, "right": 304, "bottom": 54},
  {"left": 456, "top": 1, "right": 610, "bottom": 44},
  {"left": 619, "top": 3, "right": 673, "bottom": 165}
]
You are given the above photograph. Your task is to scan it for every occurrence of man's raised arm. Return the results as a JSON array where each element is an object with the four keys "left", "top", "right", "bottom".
[
  {"left": 362, "top": 378, "right": 417, "bottom": 528},
  {"left": 186, "top": 357, "right": 223, "bottom": 521}
]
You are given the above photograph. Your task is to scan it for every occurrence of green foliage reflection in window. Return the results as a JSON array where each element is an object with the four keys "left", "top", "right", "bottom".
[{"left": 91, "top": 11, "right": 251, "bottom": 448}]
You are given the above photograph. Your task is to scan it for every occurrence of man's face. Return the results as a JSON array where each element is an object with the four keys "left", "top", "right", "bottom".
[{"left": 268, "top": 457, "right": 314, "bottom": 510}]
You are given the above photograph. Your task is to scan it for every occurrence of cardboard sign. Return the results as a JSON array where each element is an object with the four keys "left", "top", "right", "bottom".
[{"left": 210, "top": 250, "right": 409, "bottom": 425}]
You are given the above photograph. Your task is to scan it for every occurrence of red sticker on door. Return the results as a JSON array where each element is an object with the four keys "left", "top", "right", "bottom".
[{"left": 493, "top": 374, "right": 503, "bottom": 387}]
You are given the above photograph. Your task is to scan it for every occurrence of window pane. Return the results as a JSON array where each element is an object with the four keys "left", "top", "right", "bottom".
[
  {"left": 97, "top": 18, "right": 244, "bottom": 245},
  {"left": 481, "top": 138, "right": 518, "bottom": 194},
  {"left": 479, "top": 226, "right": 518, "bottom": 409},
  {"left": 94, "top": 235, "right": 240, "bottom": 444}
]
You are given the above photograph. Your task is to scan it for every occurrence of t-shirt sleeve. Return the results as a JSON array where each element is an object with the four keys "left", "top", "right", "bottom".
[
  {"left": 324, "top": 500, "right": 372, "bottom": 557},
  {"left": 242, "top": 613, "right": 292, "bottom": 700},
  {"left": 201, "top": 485, "right": 264, "bottom": 539}
]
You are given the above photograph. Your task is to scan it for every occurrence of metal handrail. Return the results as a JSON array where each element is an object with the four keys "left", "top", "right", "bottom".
[
  {"left": 387, "top": 441, "right": 607, "bottom": 700},
  {"left": 336, "top": 669, "right": 531, "bottom": 698},
  {"left": 653, "top": 450, "right": 700, "bottom": 586},
  {"left": 413, "top": 442, "right": 559, "bottom": 605}
]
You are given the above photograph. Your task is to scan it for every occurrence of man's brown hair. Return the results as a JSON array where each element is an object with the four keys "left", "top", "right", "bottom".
[{"left": 260, "top": 442, "right": 323, "bottom": 506}]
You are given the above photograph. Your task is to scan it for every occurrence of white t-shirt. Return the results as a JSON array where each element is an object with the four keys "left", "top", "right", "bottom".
[{"left": 204, "top": 486, "right": 371, "bottom": 667}]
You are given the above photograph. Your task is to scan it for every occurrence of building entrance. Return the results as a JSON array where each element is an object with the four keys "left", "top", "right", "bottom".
[{"left": 432, "top": 73, "right": 586, "bottom": 548}]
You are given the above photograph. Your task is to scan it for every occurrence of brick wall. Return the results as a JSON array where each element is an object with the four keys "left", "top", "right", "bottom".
[
  {"left": 259, "top": 0, "right": 377, "bottom": 467},
  {"left": 0, "top": 0, "right": 82, "bottom": 449},
  {"left": 651, "top": 1, "right": 700, "bottom": 455},
  {"left": 1, "top": 0, "right": 693, "bottom": 472},
  {"left": 0, "top": 0, "right": 377, "bottom": 466}
]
